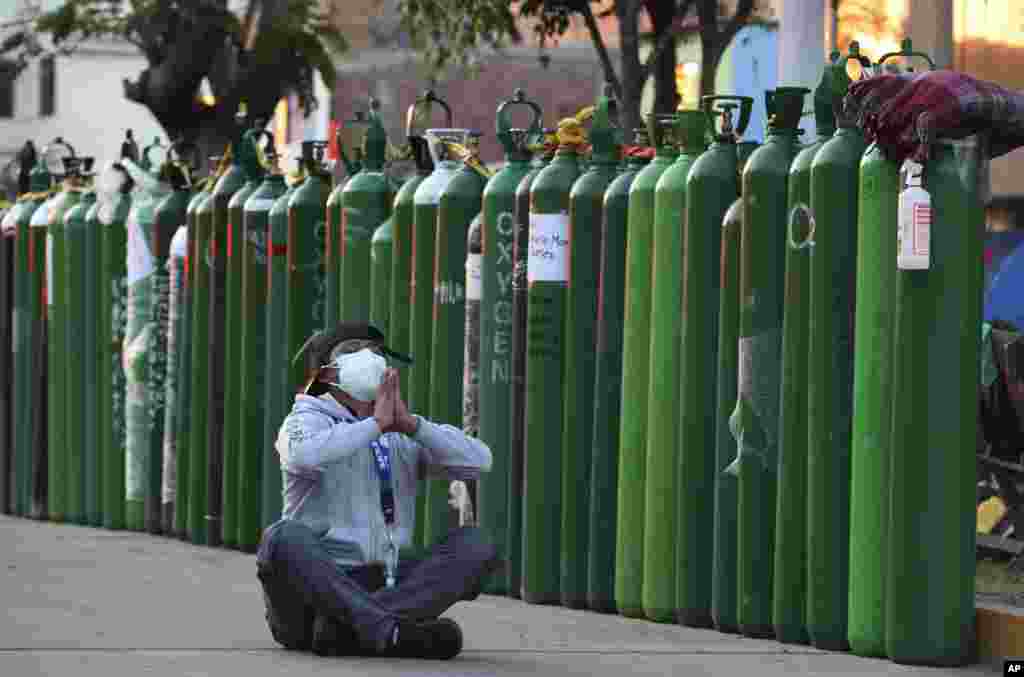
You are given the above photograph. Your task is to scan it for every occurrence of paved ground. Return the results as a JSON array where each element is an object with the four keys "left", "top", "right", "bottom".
[{"left": 0, "top": 515, "right": 998, "bottom": 676}]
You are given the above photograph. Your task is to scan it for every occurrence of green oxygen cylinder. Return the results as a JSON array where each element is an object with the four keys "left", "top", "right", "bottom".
[
  {"left": 847, "top": 39, "right": 935, "bottom": 658},
  {"left": 646, "top": 106, "right": 716, "bottom": 625},
  {"left": 0, "top": 203, "right": 14, "bottom": 515},
  {"left": 424, "top": 131, "right": 487, "bottom": 547},
  {"left": 222, "top": 125, "right": 264, "bottom": 548},
  {"left": 123, "top": 155, "right": 171, "bottom": 532},
  {"left": 523, "top": 116, "right": 584, "bottom": 606},
  {"left": 144, "top": 165, "right": 190, "bottom": 535},
  {"left": 84, "top": 189, "right": 108, "bottom": 528},
  {"left": 732, "top": 86, "right": 808, "bottom": 639},
  {"left": 806, "top": 45, "right": 868, "bottom": 652},
  {"left": 173, "top": 182, "right": 206, "bottom": 538},
  {"left": 510, "top": 132, "right": 556, "bottom": 598},
  {"left": 370, "top": 219, "right": 393, "bottom": 334},
  {"left": 325, "top": 111, "right": 362, "bottom": 328},
  {"left": 886, "top": 58, "right": 980, "bottom": 672},
  {"left": 712, "top": 139, "right": 760, "bottom": 634},
  {"left": 161, "top": 219, "right": 189, "bottom": 534},
  {"left": 188, "top": 176, "right": 216, "bottom": 544},
  {"left": 28, "top": 191, "right": 56, "bottom": 519},
  {"left": 238, "top": 138, "right": 285, "bottom": 551},
  {"left": 9, "top": 161, "right": 50, "bottom": 517},
  {"left": 675, "top": 99, "right": 749, "bottom": 627},
  {"left": 390, "top": 105, "right": 435, "bottom": 454},
  {"left": 773, "top": 55, "right": 839, "bottom": 647},
  {"left": 563, "top": 86, "right": 622, "bottom": 610},
  {"left": 287, "top": 141, "right": 331, "bottom": 380},
  {"left": 463, "top": 215, "right": 482, "bottom": 440},
  {"left": 589, "top": 131, "right": 650, "bottom": 613},
  {"left": 99, "top": 162, "right": 133, "bottom": 530},
  {"left": 262, "top": 171, "right": 302, "bottom": 529},
  {"left": 62, "top": 173, "right": 96, "bottom": 526},
  {"left": 340, "top": 99, "right": 391, "bottom": 324},
  {"left": 616, "top": 113, "right": 678, "bottom": 617},
  {"left": 46, "top": 150, "right": 84, "bottom": 523},
  {"left": 207, "top": 119, "right": 250, "bottom": 548},
  {"left": 479, "top": 91, "right": 543, "bottom": 595}
]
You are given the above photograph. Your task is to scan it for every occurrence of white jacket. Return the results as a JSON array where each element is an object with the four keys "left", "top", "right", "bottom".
[{"left": 275, "top": 394, "right": 492, "bottom": 566}]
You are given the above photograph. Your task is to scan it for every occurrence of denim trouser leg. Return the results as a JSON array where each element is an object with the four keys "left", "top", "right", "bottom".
[
  {"left": 256, "top": 520, "right": 398, "bottom": 652},
  {"left": 256, "top": 521, "right": 497, "bottom": 651}
]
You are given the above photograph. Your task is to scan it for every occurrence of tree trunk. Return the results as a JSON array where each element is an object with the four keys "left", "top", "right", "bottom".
[
  {"left": 647, "top": 1, "right": 679, "bottom": 115},
  {"left": 699, "top": 42, "right": 724, "bottom": 99},
  {"left": 616, "top": 1, "right": 645, "bottom": 135}
]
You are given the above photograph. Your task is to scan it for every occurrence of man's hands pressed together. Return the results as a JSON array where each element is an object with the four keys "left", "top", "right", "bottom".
[{"left": 374, "top": 368, "right": 419, "bottom": 436}]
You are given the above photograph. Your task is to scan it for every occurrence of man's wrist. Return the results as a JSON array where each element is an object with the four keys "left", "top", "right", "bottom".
[{"left": 404, "top": 415, "right": 420, "bottom": 436}]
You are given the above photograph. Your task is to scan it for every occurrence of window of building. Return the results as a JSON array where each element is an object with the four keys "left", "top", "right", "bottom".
[
  {"left": 0, "top": 59, "right": 15, "bottom": 118},
  {"left": 39, "top": 55, "right": 55, "bottom": 117}
]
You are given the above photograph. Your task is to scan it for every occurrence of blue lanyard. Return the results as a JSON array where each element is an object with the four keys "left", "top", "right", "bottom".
[{"left": 370, "top": 439, "right": 396, "bottom": 526}]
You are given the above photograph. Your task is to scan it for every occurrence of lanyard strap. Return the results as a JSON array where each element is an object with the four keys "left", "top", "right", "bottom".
[{"left": 370, "top": 439, "right": 396, "bottom": 526}]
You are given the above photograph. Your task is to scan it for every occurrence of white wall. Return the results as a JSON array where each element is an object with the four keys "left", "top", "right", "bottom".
[{"left": 0, "top": 41, "right": 164, "bottom": 172}]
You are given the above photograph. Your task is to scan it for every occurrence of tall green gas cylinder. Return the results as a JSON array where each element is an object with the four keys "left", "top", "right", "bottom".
[
  {"left": 463, "top": 215, "right": 482, "bottom": 439},
  {"left": 806, "top": 47, "right": 867, "bottom": 652},
  {"left": 479, "top": 91, "right": 542, "bottom": 595},
  {"left": 370, "top": 220, "right": 392, "bottom": 334},
  {"left": 886, "top": 133, "right": 985, "bottom": 669},
  {"left": 340, "top": 99, "right": 391, "bottom": 324},
  {"left": 616, "top": 113, "right": 677, "bottom": 617},
  {"left": 509, "top": 131, "right": 556, "bottom": 598},
  {"left": 523, "top": 116, "right": 584, "bottom": 606},
  {"left": 773, "top": 56, "right": 838, "bottom": 647},
  {"left": 62, "top": 177, "right": 97, "bottom": 526},
  {"left": 287, "top": 141, "right": 331, "bottom": 378},
  {"left": 675, "top": 100, "right": 749, "bottom": 627},
  {"left": 46, "top": 155, "right": 83, "bottom": 523},
  {"left": 424, "top": 134, "right": 487, "bottom": 547},
  {"left": 847, "top": 39, "right": 936, "bottom": 658},
  {"left": 188, "top": 175, "right": 216, "bottom": 544},
  {"left": 562, "top": 87, "right": 622, "bottom": 610},
  {"left": 83, "top": 187, "right": 108, "bottom": 528},
  {"left": 646, "top": 107, "right": 714, "bottom": 625},
  {"left": 712, "top": 139, "right": 760, "bottom": 634},
  {"left": 733, "top": 86, "right": 808, "bottom": 639},
  {"left": 99, "top": 162, "right": 133, "bottom": 530},
  {"left": 0, "top": 204, "right": 14, "bottom": 515},
  {"left": 238, "top": 142, "right": 286, "bottom": 551},
  {"left": 162, "top": 222, "right": 189, "bottom": 535},
  {"left": 325, "top": 110, "right": 364, "bottom": 328},
  {"left": 11, "top": 162, "right": 51, "bottom": 517},
  {"left": 207, "top": 122, "right": 249, "bottom": 547},
  {"left": 28, "top": 191, "right": 55, "bottom": 519},
  {"left": 262, "top": 172, "right": 302, "bottom": 529},
  {"left": 222, "top": 127, "right": 263, "bottom": 548},
  {"left": 123, "top": 157, "right": 171, "bottom": 532},
  {"left": 589, "top": 132, "right": 650, "bottom": 613}
]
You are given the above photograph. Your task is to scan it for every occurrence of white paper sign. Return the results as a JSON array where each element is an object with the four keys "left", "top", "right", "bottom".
[
  {"left": 466, "top": 253, "right": 482, "bottom": 300},
  {"left": 527, "top": 212, "right": 569, "bottom": 283},
  {"left": 125, "top": 212, "right": 156, "bottom": 286}
]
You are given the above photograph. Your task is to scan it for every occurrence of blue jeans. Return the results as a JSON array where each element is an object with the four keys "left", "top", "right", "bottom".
[{"left": 256, "top": 520, "right": 497, "bottom": 653}]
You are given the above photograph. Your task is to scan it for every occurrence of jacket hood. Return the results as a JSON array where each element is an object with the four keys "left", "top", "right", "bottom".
[{"left": 292, "top": 394, "right": 359, "bottom": 422}]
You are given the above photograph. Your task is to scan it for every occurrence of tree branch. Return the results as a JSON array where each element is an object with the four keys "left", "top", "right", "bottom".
[
  {"left": 718, "top": 0, "right": 756, "bottom": 52},
  {"left": 640, "top": 0, "right": 694, "bottom": 82},
  {"left": 579, "top": 1, "right": 623, "bottom": 100}
]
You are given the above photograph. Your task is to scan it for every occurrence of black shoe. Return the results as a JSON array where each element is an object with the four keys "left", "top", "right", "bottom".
[
  {"left": 388, "top": 618, "right": 463, "bottom": 659},
  {"left": 311, "top": 614, "right": 359, "bottom": 657}
]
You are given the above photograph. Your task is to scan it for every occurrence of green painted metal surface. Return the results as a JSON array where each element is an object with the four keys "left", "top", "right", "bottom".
[
  {"left": 733, "top": 87, "right": 807, "bottom": 639},
  {"left": 162, "top": 223, "right": 189, "bottom": 536},
  {"left": 616, "top": 115, "right": 677, "bottom": 617},
  {"left": 523, "top": 134, "right": 581, "bottom": 606},
  {"left": 886, "top": 137, "right": 984, "bottom": 667},
  {"left": 563, "top": 90, "right": 620, "bottom": 610},
  {"left": 188, "top": 188, "right": 214, "bottom": 544},
  {"left": 370, "top": 219, "right": 393, "bottom": 335},
  {"left": 589, "top": 138, "right": 648, "bottom": 613},
  {"left": 478, "top": 92, "right": 541, "bottom": 596}
]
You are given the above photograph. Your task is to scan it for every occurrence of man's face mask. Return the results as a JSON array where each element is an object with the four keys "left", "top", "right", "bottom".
[{"left": 323, "top": 348, "right": 387, "bottom": 402}]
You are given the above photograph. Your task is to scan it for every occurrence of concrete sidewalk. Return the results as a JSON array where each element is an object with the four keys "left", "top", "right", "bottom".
[{"left": 0, "top": 515, "right": 996, "bottom": 676}]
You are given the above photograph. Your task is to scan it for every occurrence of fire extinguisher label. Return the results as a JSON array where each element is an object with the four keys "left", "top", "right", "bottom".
[{"left": 527, "top": 212, "right": 569, "bottom": 283}]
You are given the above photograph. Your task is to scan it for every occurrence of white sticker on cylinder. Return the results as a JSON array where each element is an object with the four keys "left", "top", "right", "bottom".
[
  {"left": 466, "top": 253, "right": 482, "bottom": 300},
  {"left": 527, "top": 212, "right": 569, "bottom": 283}
]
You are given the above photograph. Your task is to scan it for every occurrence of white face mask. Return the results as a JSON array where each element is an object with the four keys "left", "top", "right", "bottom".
[{"left": 325, "top": 348, "right": 387, "bottom": 402}]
